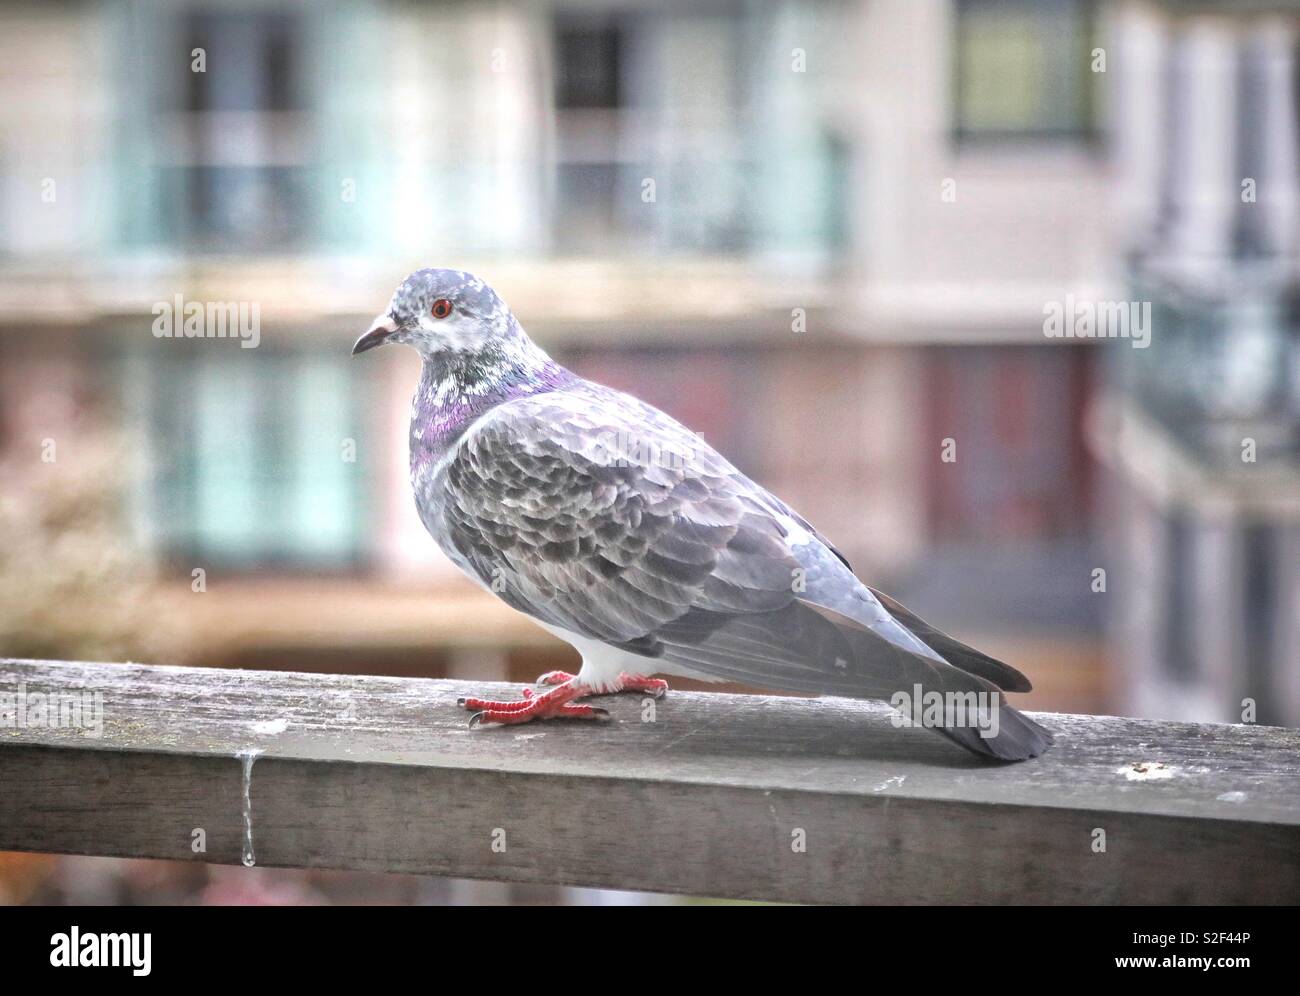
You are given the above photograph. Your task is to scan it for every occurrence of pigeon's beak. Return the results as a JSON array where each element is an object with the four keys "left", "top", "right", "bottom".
[{"left": 352, "top": 314, "right": 399, "bottom": 355}]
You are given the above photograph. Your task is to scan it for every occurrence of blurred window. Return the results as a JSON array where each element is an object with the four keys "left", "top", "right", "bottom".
[
  {"left": 926, "top": 345, "right": 1095, "bottom": 540},
  {"left": 549, "top": 9, "right": 771, "bottom": 255},
  {"left": 556, "top": 23, "right": 623, "bottom": 109},
  {"left": 135, "top": 350, "right": 366, "bottom": 569},
  {"left": 551, "top": 12, "right": 641, "bottom": 253},
  {"left": 953, "top": 0, "right": 1098, "bottom": 140},
  {"left": 169, "top": 10, "right": 311, "bottom": 250}
]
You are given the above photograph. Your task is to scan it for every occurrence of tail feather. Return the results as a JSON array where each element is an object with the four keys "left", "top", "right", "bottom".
[
  {"left": 932, "top": 702, "right": 1054, "bottom": 761},
  {"left": 868, "top": 587, "right": 1033, "bottom": 693}
]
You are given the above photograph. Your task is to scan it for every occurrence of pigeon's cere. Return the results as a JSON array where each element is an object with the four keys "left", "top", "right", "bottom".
[{"left": 354, "top": 268, "right": 1053, "bottom": 761}]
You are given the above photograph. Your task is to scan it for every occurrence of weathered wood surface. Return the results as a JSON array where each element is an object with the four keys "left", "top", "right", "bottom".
[{"left": 2, "top": 658, "right": 1298, "bottom": 904}]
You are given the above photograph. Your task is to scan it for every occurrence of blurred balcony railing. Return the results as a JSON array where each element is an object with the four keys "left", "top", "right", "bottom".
[{"left": 1118, "top": 260, "right": 1300, "bottom": 470}]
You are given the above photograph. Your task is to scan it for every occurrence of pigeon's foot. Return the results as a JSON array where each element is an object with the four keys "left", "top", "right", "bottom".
[
  {"left": 459, "top": 672, "right": 670, "bottom": 727},
  {"left": 460, "top": 678, "right": 607, "bottom": 727},
  {"left": 535, "top": 670, "right": 669, "bottom": 699}
]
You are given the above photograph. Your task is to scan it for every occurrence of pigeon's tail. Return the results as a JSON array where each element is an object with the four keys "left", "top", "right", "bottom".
[{"left": 932, "top": 700, "right": 1054, "bottom": 762}]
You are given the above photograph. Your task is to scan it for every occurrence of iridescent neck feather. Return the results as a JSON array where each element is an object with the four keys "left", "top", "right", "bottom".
[{"left": 409, "top": 322, "right": 576, "bottom": 466}]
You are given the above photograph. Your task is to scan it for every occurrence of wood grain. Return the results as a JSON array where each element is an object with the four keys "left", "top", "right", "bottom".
[{"left": 1, "top": 658, "right": 1297, "bottom": 904}]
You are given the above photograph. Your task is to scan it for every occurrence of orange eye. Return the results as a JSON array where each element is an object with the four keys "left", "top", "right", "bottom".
[{"left": 431, "top": 298, "right": 453, "bottom": 319}]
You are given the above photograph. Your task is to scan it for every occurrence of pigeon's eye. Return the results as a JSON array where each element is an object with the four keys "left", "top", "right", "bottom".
[{"left": 431, "top": 299, "right": 453, "bottom": 320}]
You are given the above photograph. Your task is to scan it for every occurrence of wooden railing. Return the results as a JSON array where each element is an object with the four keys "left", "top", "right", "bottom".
[{"left": 1, "top": 658, "right": 1297, "bottom": 904}]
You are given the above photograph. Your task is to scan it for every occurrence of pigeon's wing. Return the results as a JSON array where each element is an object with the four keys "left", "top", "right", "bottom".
[
  {"left": 437, "top": 385, "right": 1050, "bottom": 759},
  {"left": 761, "top": 492, "right": 853, "bottom": 571},
  {"left": 435, "top": 386, "right": 795, "bottom": 645}
]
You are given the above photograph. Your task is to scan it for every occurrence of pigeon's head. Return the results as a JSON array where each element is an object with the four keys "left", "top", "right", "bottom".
[{"left": 352, "top": 268, "right": 515, "bottom": 358}]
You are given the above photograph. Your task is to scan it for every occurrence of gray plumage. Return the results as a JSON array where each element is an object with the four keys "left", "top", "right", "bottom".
[{"left": 354, "top": 268, "right": 1053, "bottom": 761}]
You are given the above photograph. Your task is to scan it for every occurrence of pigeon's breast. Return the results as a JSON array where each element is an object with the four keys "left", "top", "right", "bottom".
[{"left": 409, "top": 408, "right": 475, "bottom": 540}]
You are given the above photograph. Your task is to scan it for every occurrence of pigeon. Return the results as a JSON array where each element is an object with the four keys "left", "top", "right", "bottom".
[{"left": 353, "top": 268, "right": 1053, "bottom": 761}]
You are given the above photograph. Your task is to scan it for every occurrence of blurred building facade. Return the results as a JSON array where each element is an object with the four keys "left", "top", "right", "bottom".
[
  {"left": 0, "top": 0, "right": 1295, "bottom": 726},
  {"left": 1103, "top": 1, "right": 1300, "bottom": 724}
]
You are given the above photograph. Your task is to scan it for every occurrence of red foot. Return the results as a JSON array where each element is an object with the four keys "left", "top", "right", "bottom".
[
  {"left": 460, "top": 671, "right": 670, "bottom": 727},
  {"left": 617, "top": 674, "right": 669, "bottom": 698}
]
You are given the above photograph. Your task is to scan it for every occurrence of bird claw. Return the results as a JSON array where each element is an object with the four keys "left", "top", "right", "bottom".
[
  {"left": 620, "top": 675, "right": 669, "bottom": 699},
  {"left": 459, "top": 673, "right": 667, "bottom": 727}
]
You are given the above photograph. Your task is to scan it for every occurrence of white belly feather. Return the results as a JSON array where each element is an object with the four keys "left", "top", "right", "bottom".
[{"left": 534, "top": 621, "right": 722, "bottom": 691}]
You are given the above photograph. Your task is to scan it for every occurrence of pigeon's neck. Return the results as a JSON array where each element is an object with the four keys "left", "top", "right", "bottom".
[{"left": 410, "top": 330, "right": 576, "bottom": 465}]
